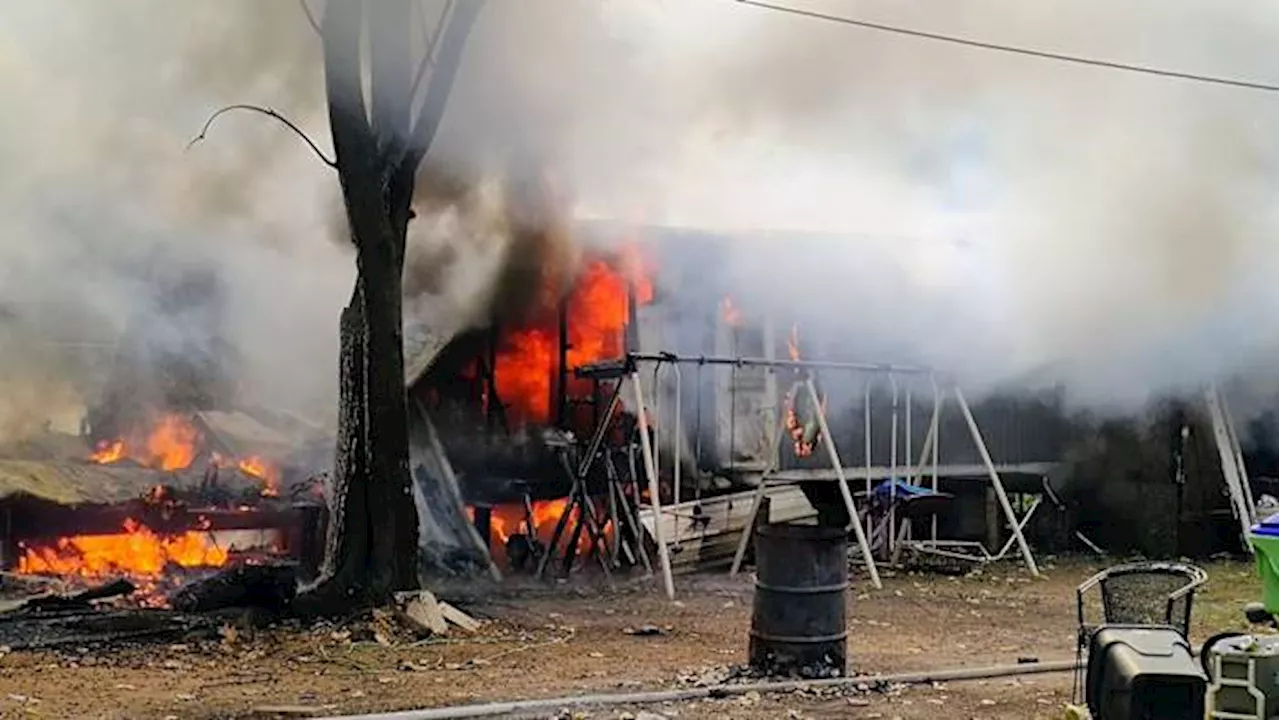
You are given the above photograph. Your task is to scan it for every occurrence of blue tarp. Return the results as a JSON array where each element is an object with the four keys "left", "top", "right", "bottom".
[{"left": 871, "top": 478, "right": 938, "bottom": 501}]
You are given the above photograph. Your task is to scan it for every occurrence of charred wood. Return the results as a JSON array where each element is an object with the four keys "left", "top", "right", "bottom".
[
  {"left": 26, "top": 579, "right": 137, "bottom": 612},
  {"left": 0, "top": 608, "right": 217, "bottom": 650},
  {"left": 169, "top": 562, "right": 297, "bottom": 614}
]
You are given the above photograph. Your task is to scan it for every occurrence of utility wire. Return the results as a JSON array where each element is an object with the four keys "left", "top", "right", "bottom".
[{"left": 737, "top": 0, "right": 1279, "bottom": 93}]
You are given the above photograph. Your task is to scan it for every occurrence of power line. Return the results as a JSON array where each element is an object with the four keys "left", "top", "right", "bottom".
[{"left": 736, "top": 0, "right": 1279, "bottom": 93}]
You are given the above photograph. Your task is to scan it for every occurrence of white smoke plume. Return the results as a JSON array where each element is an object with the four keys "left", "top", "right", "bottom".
[{"left": 0, "top": 0, "right": 1274, "bottom": 443}]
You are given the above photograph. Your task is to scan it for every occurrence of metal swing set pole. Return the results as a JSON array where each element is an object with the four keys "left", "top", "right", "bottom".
[
  {"left": 805, "top": 373, "right": 882, "bottom": 589},
  {"left": 630, "top": 369, "right": 677, "bottom": 600},
  {"left": 953, "top": 385, "right": 1039, "bottom": 577}
]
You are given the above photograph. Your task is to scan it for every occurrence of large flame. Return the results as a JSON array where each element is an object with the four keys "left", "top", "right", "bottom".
[
  {"left": 90, "top": 415, "right": 282, "bottom": 496},
  {"left": 89, "top": 413, "right": 199, "bottom": 471},
  {"left": 494, "top": 247, "right": 652, "bottom": 426},
  {"left": 470, "top": 497, "right": 612, "bottom": 567},
  {"left": 16, "top": 518, "right": 230, "bottom": 600}
]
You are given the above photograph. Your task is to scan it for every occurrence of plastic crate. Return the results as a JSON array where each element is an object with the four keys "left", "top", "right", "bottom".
[{"left": 1249, "top": 513, "right": 1278, "bottom": 616}]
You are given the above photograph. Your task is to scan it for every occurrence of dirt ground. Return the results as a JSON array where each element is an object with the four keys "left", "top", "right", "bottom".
[{"left": 0, "top": 558, "right": 1262, "bottom": 720}]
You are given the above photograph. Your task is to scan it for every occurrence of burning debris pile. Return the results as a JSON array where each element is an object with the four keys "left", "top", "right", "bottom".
[{"left": 0, "top": 407, "right": 327, "bottom": 608}]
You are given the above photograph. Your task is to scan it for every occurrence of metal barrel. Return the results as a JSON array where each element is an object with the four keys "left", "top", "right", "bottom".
[{"left": 748, "top": 522, "right": 849, "bottom": 677}]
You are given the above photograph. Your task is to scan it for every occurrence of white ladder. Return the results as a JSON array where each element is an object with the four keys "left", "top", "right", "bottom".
[{"left": 1205, "top": 385, "right": 1257, "bottom": 554}]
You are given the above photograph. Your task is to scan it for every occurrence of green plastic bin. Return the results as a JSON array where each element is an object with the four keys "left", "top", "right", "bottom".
[{"left": 1250, "top": 513, "right": 1278, "bottom": 616}]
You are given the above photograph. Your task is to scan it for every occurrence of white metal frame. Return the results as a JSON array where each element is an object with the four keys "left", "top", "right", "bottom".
[
  {"left": 1205, "top": 384, "right": 1257, "bottom": 554},
  {"left": 721, "top": 366, "right": 1041, "bottom": 583},
  {"left": 630, "top": 370, "right": 676, "bottom": 600},
  {"left": 899, "top": 497, "right": 1042, "bottom": 565},
  {"left": 595, "top": 352, "right": 1046, "bottom": 601}
]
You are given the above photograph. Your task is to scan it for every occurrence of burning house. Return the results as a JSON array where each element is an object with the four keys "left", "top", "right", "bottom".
[
  {"left": 403, "top": 221, "right": 1273, "bottom": 578},
  {"left": 401, "top": 223, "right": 1083, "bottom": 575}
]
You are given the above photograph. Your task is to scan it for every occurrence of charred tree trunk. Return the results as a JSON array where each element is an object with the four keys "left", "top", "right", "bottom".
[{"left": 299, "top": 0, "right": 484, "bottom": 613}]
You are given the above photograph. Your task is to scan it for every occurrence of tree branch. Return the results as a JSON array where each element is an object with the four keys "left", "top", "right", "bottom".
[
  {"left": 323, "top": 1, "right": 376, "bottom": 172},
  {"left": 369, "top": 0, "right": 416, "bottom": 151},
  {"left": 399, "top": 0, "right": 484, "bottom": 173},
  {"left": 407, "top": 0, "right": 453, "bottom": 111},
  {"left": 299, "top": 0, "right": 321, "bottom": 36},
  {"left": 188, "top": 104, "right": 337, "bottom": 169}
]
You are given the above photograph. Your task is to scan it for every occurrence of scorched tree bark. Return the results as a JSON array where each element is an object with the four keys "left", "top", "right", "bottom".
[{"left": 302, "top": 0, "right": 485, "bottom": 611}]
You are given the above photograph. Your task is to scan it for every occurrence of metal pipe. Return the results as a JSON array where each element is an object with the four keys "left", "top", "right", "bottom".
[
  {"left": 631, "top": 371, "right": 675, "bottom": 599},
  {"left": 650, "top": 364, "right": 661, "bottom": 494},
  {"left": 905, "top": 385, "right": 913, "bottom": 485},
  {"left": 320, "top": 659, "right": 1081, "bottom": 720},
  {"left": 671, "top": 363, "right": 682, "bottom": 505},
  {"left": 575, "top": 386, "right": 624, "bottom": 479},
  {"left": 580, "top": 353, "right": 934, "bottom": 375},
  {"left": 888, "top": 375, "right": 899, "bottom": 555},
  {"left": 805, "top": 375, "right": 881, "bottom": 589},
  {"left": 554, "top": 298, "right": 568, "bottom": 427},
  {"left": 730, "top": 381, "right": 801, "bottom": 576},
  {"left": 930, "top": 376, "right": 940, "bottom": 542},
  {"left": 863, "top": 377, "right": 873, "bottom": 544},
  {"left": 954, "top": 386, "right": 1039, "bottom": 576}
]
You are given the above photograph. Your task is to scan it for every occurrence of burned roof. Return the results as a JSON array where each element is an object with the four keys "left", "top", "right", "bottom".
[
  {"left": 0, "top": 459, "right": 185, "bottom": 505},
  {"left": 404, "top": 323, "right": 454, "bottom": 391},
  {"left": 192, "top": 409, "right": 323, "bottom": 462},
  {"left": 0, "top": 406, "right": 326, "bottom": 507}
]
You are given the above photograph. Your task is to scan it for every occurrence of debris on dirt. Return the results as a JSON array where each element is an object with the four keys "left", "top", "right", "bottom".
[
  {"left": 675, "top": 665, "right": 736, "bottom": 686},
  {"left": 624, "top": 624, "right": 665, "bottom": 636},
  {"left": 439, "top": 600, "right": 480, "bottom": 632},
  {"left": 395, "top": 590, "right": 449, "bottom": 636},
  {"left": 394, "top": 590, "right": 480, "bottom": 637},
  {"left": 249, "top": 704, "right": 332, "bottom": 717},
  {"left": 219, "top": 623, "right": 241, "bottom": 646}
]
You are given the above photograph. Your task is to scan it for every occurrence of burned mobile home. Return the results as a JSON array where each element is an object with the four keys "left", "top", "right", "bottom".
[{"left": 402, "top": 222, "right": 1273, "bottom": 579}]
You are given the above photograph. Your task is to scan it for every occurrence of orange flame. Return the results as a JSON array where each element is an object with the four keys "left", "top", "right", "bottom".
[
  {"left": 236, "top": 456, "right": 281, "bottom": 497},
  {"left": 787, "top": 324, "right": 802, "bottom": 362},
  {"left": 89, "top": 439, "right": 126, "bottom": 464},
  {"left": 469, "top": 497, "right": 612, "bottom": 567},
  {"left": 618, "top": 243, "right": 655, "bottom": 305},
  {"left": 16, "top": 518, "right": 230, "bottom": 594},
  {"left": 720, "top": 296, "right": 743, "bottom": 328},
  {"left": 494, "top": 247, "right": 652, "bottom": 426},
  {"left": 144, "top": 414, "right": 199, "bottom": 470},
  {"left": 783, "top": 325, "right": 824, "bottom": 457},
  {"left": 89, "top": 413, "right": 199, "bottom": 471}
]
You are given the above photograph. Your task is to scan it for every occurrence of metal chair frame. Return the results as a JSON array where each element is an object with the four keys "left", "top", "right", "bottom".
[
  {"left": 1076, "top": 560, "right": 1208, "bottom": 639},
  {"left": 1072, "top": 561, "right": 1209, "bottom": 706}
]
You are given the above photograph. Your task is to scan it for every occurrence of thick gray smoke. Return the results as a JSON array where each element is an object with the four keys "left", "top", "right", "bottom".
[
  {"left": 0, "top": 0, "right": 342, "bottom": 438},
  {"left": 0, "top": 0, "right": 1274, "bottom": 443},
  {"left": 433, "top": 0, "right": 1278, "bottom": 413}
]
